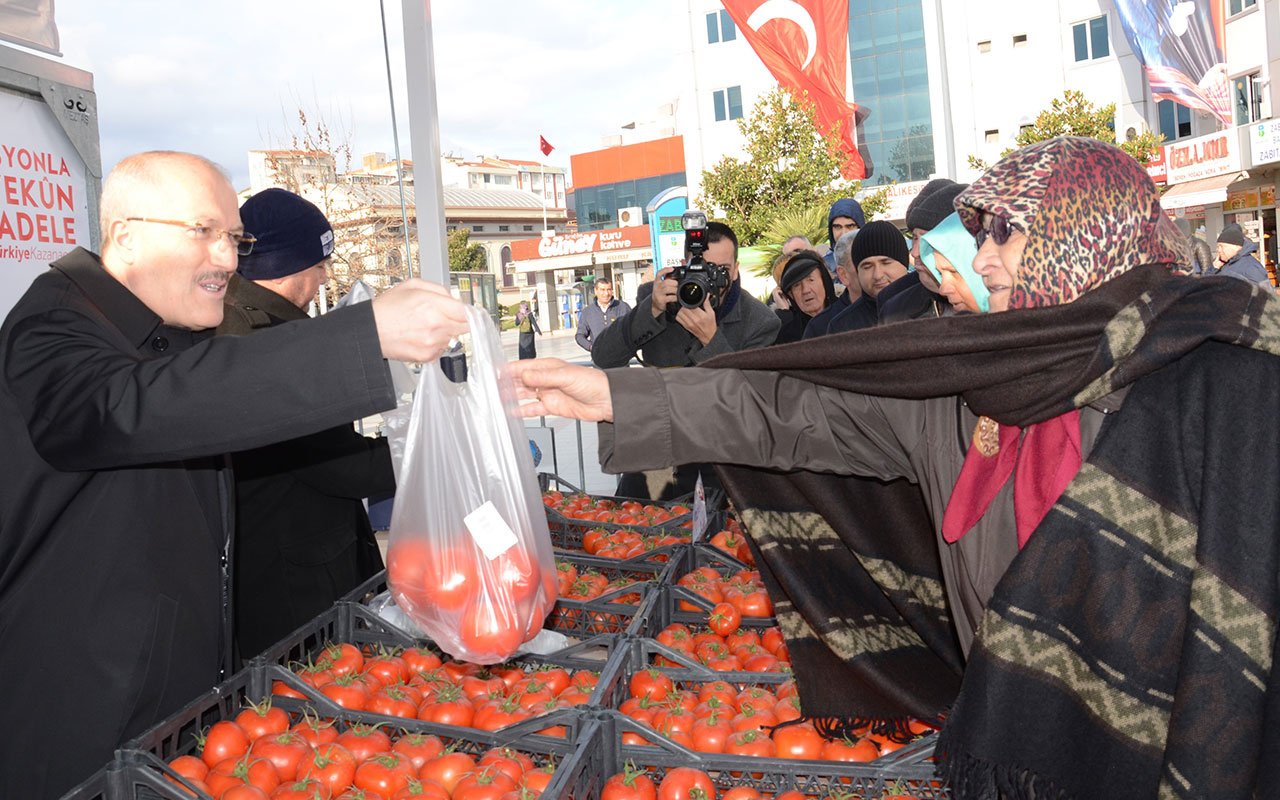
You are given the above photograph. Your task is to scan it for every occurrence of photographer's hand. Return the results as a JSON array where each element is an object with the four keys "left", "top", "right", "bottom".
[
  {"left": 675, "top": 297, "right": 717, "bottom": 346},
  {"left": 651, "top": 268, "right": 679, "bottom": 317}
]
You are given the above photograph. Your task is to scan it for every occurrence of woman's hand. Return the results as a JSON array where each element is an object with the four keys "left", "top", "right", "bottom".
[{"left": 507, "top": 359, "right": 614, "bottom": 422}]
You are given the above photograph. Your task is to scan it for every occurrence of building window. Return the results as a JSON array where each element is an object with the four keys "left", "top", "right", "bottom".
[
  {"left": 473, "top": 225, "right": 485, "bottom": 232},
  {"left": 706, "top": 9, "right": 735, "bottom": 44},
  {"left": 977, "top": 40, "right": 991, "bottom": 53},
  {"left": 1235, "top": 72, "right": 1264, "bottom": 125},
  {"left": 499, "top": 225, "right": 509, "bottom": 232},
  {"left": 523, "top": 225, "right": 533, "bottom": 231},
  {"left": 483, "top": 173, "right": 491, "bottom": 183},
  {"left": 713, "top": 86, "right": 744, "bottom": 122},
  {"left": 1158, "top": 99, "right": 1192, "bottom": 141},
  {"left": 1012, "top": 34, "right": 1028, "bottom": 47},
  {"left": 1072, "top": 15, "right": 1109, "bottom": 62},
  {"left": 1229, "top": 0, "right": 1257, "bottom": 14},
  {"left": 984, "top": 129, "right": 1000, "bottom": 143},
  {"left": 495, "top": 175, "right": 512, "bottom": 185}
]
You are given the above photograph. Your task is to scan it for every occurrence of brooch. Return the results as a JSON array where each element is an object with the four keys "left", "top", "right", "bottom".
[{"left": 973, "top": 415, "right": 1000, "bottom": 457}]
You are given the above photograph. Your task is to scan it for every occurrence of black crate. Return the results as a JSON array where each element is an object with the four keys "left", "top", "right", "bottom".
[
  {"left": 110, "top": 659, "right": 595, "bottom": 800},
  {"left": 590, "top": 712, "right": 949, "bottom": 800},
  {"left": 261, "top": 599, "right": 616, "bottom": 672},
  {"left": 646, "top": 544, "right": 780, "bottom": 635}
]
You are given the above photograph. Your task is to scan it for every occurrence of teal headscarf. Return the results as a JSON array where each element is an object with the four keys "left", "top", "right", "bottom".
[{"left": 918, "top": 212, "right": 988, "bottom": 313}]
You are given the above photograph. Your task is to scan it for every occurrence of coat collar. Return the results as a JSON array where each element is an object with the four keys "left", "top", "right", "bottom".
[
  {"left": 225, "top": 274, "right": 309, "bottom": 322},
  {"left": 53, "top": 247, "right": 165, "bottom": 350}
]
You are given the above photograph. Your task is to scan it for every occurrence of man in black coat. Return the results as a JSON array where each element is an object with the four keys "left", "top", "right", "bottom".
[
  {"left": 217, "top": 189, "right": 396, "bottom": 659},
  {"left": 0, "top": 151, "right": 469, "bottom": 798}
]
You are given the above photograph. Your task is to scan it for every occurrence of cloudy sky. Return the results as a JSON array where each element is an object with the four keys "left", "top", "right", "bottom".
[{"left": 45, "top": 0, "right": 686, "bottom": 189}]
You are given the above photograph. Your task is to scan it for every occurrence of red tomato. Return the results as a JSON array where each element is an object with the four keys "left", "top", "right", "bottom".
[
  {"left": 459, "top": 594, "right": 524, "bottom": 661},
  {"left": 205, "top": 756, "right": 280, "bottom": 798},
  {"left": 601, "top": 768, "right": 657, "bottom": 800},
  {"left": 365, "top": 654, "right": 410, "bottom": 687},
  {"left": 387, "top": 539, "right": 434, "bottom": 610},
  {"left": 629, "top": 669, "right": 674, "bottom": 702},
  {"left": 724, "top": 728, "right": 776, "bottom": 757},
  {"left": 236, "top": 700, "right": 291, "bottom": 742},
  {"left": 368, "top": 686, "right": 419, "bottom": 719},
  {"left": 656, "top": 767, "right": 715, "bottom": 800},
  {"left": 222, "top": 785, "right": 270, "bottom": 800},
  {"left": 168, "top": 755, "right": 208, "bottom": 783},
  {"left": 400, "top": 647, "right": 443, "bottom": 676},
  {"left": 821, "top": 736, "right": 880, "bottom": 763},
  {"left": 249, "top": 731, "right": 313, "bottom": 783},
  {"left": 319, "top": 677, "right": 369, "bottom": 711},
  {"left": 391, "top": 733, "right": 445, "bottom": 771},
  {"left": 297, "top": 744, "right": 358, "bottom": 797},
  {"left": 720, "top": 789, "right": 760, "bottom": 800},
  {"left": 290, "top": 716, "right": 339, "bottom": 747},
  {"left": 422, "top": 545, "right": 480, "bottom": 610},
  {"left": 336, "top": 725, "right": 392, "bottom": 761},
  {"left": 354, "top": 752, "right": 417, "bottom": 798},
  {"left": 272, "top": 778, "right": 334, "bottom": 800},
  {"left": 452, "top": 766, "right": 518, "bottom": 800},
  {"left": 493, "top": 546, "right": 540, "bottom": 604},
  {"left": 707, "top": 603, "right": 741, "bottom": 637},
  {"left": 319, "top": 643, "right": 365, "bottom": 678},
  {"left": 200, "top": 721, "right": 250, "bottom": 767},
  {"left": 393, "top": 779, "right": 451, "bottom": 800},
  {"left": 770, "top": 722, "right": 825, "bottom": 760},
  {"left": 519, "top": 764, "right": 556, "bottom": 796},
  {"left": 418, "top": 752, "right": 476, "bottom": 796}
]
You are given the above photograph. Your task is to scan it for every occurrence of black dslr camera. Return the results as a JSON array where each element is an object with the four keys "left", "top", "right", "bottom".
[{"left": 669, "top": 210, "right": 731, "bottom": 309}]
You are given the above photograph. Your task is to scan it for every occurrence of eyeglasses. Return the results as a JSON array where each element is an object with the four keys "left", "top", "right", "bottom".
[
  {"left": 126, "top": 217, "right": 257, "bottom": 256},
  {"left": 974, "top": 213, "right": 1021, "bottom": 248}
]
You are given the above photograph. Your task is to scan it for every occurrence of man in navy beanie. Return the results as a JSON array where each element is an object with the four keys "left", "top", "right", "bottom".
[{"left": 218, "top": 188, "right": 395, "bottom": 659}]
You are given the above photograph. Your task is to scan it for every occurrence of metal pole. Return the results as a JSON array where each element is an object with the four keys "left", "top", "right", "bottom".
[
  {"left": 576, "top": 419, "right": 586, "bottom": 490},
  {"left": 378, "top": 0, "right": 415, "bottom": 281},
  {"left": 400, "top": 0, "right": 448, "bottom": 285}
]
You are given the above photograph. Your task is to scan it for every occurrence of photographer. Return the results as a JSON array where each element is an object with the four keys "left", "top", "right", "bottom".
[{"left": 591, "top": 219, "right": 779, "bottom": 369}]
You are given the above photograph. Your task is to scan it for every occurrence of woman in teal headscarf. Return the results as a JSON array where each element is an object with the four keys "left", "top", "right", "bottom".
[{"left": 917, "top": 212, "right": 988, "bottom": 313}]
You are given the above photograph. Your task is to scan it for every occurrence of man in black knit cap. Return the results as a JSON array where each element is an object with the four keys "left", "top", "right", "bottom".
[{"left": 826, "top": 220, "right": 909, "bottom": 332}]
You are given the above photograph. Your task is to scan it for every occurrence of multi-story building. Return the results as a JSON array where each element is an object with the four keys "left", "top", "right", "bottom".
[
  {"left": 440, "top": 155, "right": 568, "bottom": 212},
  {"left": 570, "top": 135, "right": 687, "bottom": 232},
  {"left": 675, "top": 0, "right": 1280, "bottom": 270},
  {"left": 247, "top": 149, "right": 337, "bottom": 195}
]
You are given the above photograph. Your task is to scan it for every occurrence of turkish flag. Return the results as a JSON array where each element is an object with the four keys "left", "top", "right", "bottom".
[
  {"left": 720, "top": 0, "right": 864, "bottom": 179},
  {"left": 539, "top": 136, "right": 554, "bottom": 156}
]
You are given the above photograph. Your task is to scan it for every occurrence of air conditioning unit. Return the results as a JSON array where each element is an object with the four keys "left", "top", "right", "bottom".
[{"left": 618, "top": 206, "right": 643, "bottom": 227}]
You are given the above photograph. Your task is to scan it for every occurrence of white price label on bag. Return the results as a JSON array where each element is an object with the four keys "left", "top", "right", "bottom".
[{"left": 464, "top": 501, "right": 519, "bottom": 560}]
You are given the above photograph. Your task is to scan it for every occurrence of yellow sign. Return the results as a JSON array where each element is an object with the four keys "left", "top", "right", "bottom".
[{"left": 1225, "top": 188, "right": 1260, "bottom": 210}]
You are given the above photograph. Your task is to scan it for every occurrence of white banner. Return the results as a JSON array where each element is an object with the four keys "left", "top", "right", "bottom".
[
  {"left": 0, "top": 0, "right": 59, "bottom": 55},
  {"left": 1165, "top": 129, "right": 1240, "bottom": 184},
  {"left": 1, "top": 90, "right": 91, "bottom": 319},
  {"left": 1249, "top": 118, "right": 1280, "bottom": 168}
]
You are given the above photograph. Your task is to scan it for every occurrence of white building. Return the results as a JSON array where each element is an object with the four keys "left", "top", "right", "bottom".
[
  {"left": 674, "top": 0, "right": 1280, "bottom": 261},
  {"left": 440, "top": 155, "right": 567, "bottom": 211}
]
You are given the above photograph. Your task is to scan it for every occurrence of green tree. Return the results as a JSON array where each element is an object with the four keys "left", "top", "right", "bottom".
[
  {"left": 967, "top": 89, "right": 1163, "bottom": 171},
  {"left": 698, "top": 88, "right": 886, "bottom": 247},
  {"left": 447, "top": 228, "right": 486, "bottom": 272}
]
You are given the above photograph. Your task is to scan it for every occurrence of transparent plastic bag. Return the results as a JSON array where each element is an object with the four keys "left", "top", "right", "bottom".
[{"left": 385, "top": 304, "right": 556, "bottom": 663}]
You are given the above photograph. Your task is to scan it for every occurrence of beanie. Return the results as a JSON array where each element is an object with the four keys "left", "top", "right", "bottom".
[
  {"left": 779, "top": 251, "right": 824, "bottom": 293},
  {"left": 849, "top": 220, "right": 909, "bottom": 269},
  {"left": 1217, "top": 223, "right": 1246, "bottom": 247},
  {"left": 237, "top": 188, "right": 335, "bottom": 280},
  {"left": 905, "top": 179, "right": 969, "bottom": 232}
]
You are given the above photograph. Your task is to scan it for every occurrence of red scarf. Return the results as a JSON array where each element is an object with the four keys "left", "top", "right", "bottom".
[{"left": 942, "top": 411, "right": 1081, "bottom": 549}]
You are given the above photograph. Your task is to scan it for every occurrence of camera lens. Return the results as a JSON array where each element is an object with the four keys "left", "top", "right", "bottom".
[{"left": 678, "top": 277, "right": 707, "bottom": 308}]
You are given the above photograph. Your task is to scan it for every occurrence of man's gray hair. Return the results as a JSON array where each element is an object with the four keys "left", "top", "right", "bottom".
[
  {"left": 99, "top": 151, "right": 232, "bottom": 244},
  {"left": 833, "top": 229, "right": 858, "bottom": 269}
]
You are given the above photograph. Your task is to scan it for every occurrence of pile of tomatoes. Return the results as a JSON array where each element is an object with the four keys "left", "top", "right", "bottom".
[
  {"left": 553, "top": 559, "right": 645, "bottom": 603},
  {"left": 275, "top": 643, "right": 597, "bottom": 734},
  {"left": 651, "top": 620, "right": 790, "bottom": 673},
  {"left": 542, "top": 491, "right": 690, "bottom": 527},
  {"left": 618, "top": 671, "right": 933, "bottom": 762},
  {"left": 166, "top": 707, "right": 558, "bottom": 800},
  {"left": 602, "top": 764, "right": 928, "bottom": 800},
  {"left": 577, "top": 527, "right": 690, "bottom": 561},
  {"left": 674, "top": 566, "right": 774, "bottom": 620},
  {"left": 385, "top": 534, "right": 553, "bottom": 664}
]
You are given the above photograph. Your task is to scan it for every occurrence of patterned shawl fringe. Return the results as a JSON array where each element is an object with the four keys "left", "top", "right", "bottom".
[{"left": 936, "top": 737, "right": 1075, "bottom": 800}]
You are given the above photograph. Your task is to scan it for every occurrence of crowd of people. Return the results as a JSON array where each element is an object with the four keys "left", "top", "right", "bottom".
[
  {"left": 515, "top": 136, "right": 1280, "bottom": 799},
  {"left": 3, "top": 135, "right": 1280, "bottom": 799}
]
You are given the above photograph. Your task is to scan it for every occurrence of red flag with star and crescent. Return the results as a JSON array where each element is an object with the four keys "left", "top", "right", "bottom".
[{"left": 720, "top": 0, "right": 864, "bottom": 179}]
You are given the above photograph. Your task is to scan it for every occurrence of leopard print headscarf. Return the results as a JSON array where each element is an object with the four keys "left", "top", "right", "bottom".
[{"left": 954, "top": 136, "right": 1190, "bottom": 309}]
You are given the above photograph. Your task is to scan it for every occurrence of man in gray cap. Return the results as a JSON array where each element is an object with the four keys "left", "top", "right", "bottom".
[
  {"left": 1213, "top": 223, "right": 1274, "bottom": 290},
  {"left": 218, "top": 188, "right": 395, "bottom": 658}
]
